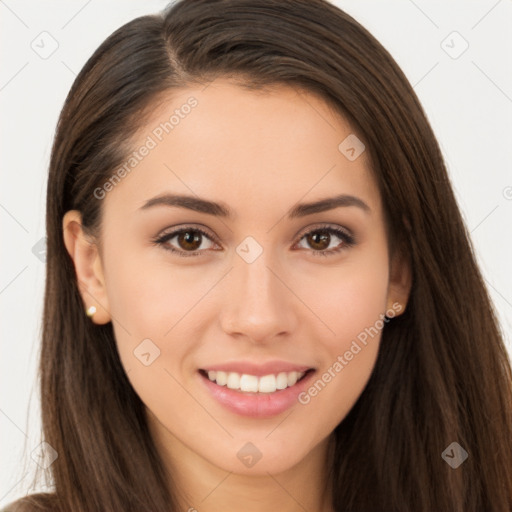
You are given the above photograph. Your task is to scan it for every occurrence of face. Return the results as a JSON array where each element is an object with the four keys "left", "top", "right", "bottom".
[{"left": 64, "top": 79, "right": 409, "bottom": 477}]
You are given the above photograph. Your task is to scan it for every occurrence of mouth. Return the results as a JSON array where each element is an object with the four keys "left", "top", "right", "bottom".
[
  {"left": 197, "top": 366, "right": 316, "bottom": 418},
  {"left": 198, "top": 368, "right": 314, "bottom": 394}
]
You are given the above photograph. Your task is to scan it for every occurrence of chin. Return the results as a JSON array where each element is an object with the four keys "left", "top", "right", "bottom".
[{"left": 202, "top": 434, "right": 324, "bottom": 476}]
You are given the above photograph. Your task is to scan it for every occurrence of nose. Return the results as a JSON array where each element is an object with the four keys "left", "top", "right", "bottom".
[{"left": 219, "top": 248, "right": 297, "bottom": 344}]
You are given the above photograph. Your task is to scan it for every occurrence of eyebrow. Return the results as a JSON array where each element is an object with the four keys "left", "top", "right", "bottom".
[{"left": 139, "top": 193, "right": 370, "bottom": 218}]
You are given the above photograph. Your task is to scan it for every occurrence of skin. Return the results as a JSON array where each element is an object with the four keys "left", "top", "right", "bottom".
[{"left": 63, "top": 79, "right": 411, "bottom": 512}]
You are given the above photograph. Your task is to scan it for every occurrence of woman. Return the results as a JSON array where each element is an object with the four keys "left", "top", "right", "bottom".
[{"left": 4, "top": 0, "right": 512, "bottom": 510}]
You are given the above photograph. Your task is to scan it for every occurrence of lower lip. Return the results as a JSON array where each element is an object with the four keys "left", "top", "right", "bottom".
[{"left": 199, "top": 370, "right": 315, "bottom": 418}]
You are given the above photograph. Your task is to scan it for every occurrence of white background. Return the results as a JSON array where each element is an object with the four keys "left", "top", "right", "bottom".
[{"left": 1, "top": 0, "right": 511, "bottom": 506}]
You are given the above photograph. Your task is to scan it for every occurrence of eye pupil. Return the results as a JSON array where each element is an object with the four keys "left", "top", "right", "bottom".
[
  {"left": 308, "top": 230, "right": 330, "bottom": 250},
  {"left": 179, "top": 231, "right": 201, "bottom": 250}
]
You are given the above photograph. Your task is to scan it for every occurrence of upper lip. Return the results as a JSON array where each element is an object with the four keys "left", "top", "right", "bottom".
[{"left": 200, "top": 360, "right": 314, "bottom": 377}]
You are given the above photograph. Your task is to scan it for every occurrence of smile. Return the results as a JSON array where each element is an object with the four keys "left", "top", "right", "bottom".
[
  {"left": 203, "top": 369, "right": 308, "bottom": 393},
  {"left": 198, "top": 368, "right": 316, "bottom": 418}
]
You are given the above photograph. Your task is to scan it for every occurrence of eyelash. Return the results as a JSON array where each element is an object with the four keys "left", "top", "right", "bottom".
[{"left": 152, "top": 224, "right": 356, "bottom": 259}]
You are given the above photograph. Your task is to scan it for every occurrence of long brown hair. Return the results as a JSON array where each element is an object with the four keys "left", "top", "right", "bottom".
[{"left": 6, "top": 1, "right": 512, "bottom": 510}]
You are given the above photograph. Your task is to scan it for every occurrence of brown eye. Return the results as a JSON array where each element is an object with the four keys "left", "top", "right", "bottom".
[
  {"left": 153, "top": 224, "right": 355, "bottom": 258},
  {"left": 304, "top": 230, "right": 331, "bottom": 251},
  {"left": 295, "top": 226, "right": 355, "bottom": 257},
  {"left": 176, "top": 230, "right": 203, "bottom": 251},
  {"left": 154, "top": 227, "right": 218, "bottom": 257}
]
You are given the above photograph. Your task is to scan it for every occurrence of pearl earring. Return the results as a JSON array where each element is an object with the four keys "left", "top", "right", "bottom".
[{"left": 86, "top": 305, "right": 97, "bottom": 317}]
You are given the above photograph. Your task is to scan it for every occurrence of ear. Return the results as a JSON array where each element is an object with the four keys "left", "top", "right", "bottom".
[
  {"left": 386, "top": 247, "right": 412, "bottom": 317},
  {"left": 62, "top": 210, "right": 111, "bottom": 325}
]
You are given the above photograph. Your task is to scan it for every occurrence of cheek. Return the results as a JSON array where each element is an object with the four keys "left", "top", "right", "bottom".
[
  {"left": 104, "top": 245, "right": 215, "bottom": 378},
  {"left": 295, "top": 250, "right": 389, "bottom": 425},
  {"left": 105, "top": 258, "right": 200, "bottom": 416},
  {"left": 330, "top": 268, "right": 388, "bottom": 348},
  {"left": 104, "top": 241, "right": 204, "bottom": 336},
  {"left": 305, "top": 249, "right": 389, "bottom": 353}
]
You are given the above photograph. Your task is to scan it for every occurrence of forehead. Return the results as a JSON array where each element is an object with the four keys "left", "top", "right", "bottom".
[{"left": 103, "top": 78, "right": 381, "bottom": 221}]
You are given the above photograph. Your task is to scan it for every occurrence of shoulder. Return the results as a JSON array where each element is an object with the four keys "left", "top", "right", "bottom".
[{"left": 1, "top": 493, "right": 59, "bottom": 512}]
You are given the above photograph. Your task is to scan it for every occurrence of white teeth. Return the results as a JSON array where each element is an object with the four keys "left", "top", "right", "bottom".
[
  {"left": 276, "top": 372, "right": 288, "bottom": 390},
  {"left": 204, "top": 370, "right": 307, "bottom": 393},
  {"left": 226, "top": 372, "right": 240, "bottom": 389},
  {"left": 216, "top": 371, "right": 227, "bottom": 386},
  {"left": 287, "top": 371, "right": 298, "bottom": 387},
  {"left": 240, "top": 374, "right": 259, "bottom": 392},
  {"left": 258, "top": 374, "right": 276, "bottom": 393}
]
